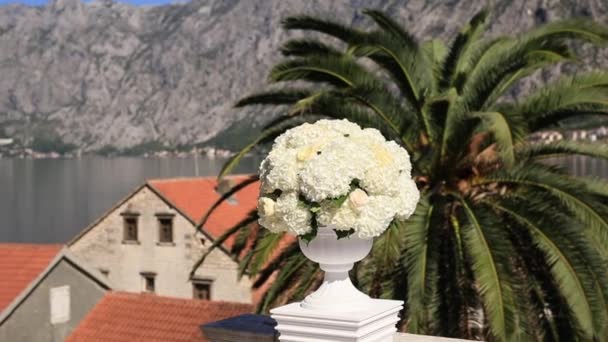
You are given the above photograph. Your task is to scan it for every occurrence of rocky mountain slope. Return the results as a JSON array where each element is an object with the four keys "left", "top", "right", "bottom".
[{"left": 0, "top": 0, "right": 606, "bottom": 151}]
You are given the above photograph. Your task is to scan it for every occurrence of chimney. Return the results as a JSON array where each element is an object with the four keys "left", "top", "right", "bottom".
[{"left": 215, "top": 178, "right": 238, "bottom": 205}]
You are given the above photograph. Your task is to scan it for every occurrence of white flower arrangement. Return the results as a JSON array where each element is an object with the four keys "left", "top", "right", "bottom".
[{"left": 257, "top": 119, "right": 420, "bottom": 241}]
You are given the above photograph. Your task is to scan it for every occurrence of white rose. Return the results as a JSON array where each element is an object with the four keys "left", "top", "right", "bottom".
[{"left": 348, "top": 189, "right": 369, "bottom": 210}]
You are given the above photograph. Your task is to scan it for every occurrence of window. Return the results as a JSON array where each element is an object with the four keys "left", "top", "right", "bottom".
[
  {"left": 192, "top": 280, "right": 212, "bottom": 300},
  {"left": 50, "top": 286, "right": 70, "bottom": 325},
  {"left": 122, "top": 214, "right": 139, "bottom": 242},
  {"left": 141, "top": 273, "right": 156, "bottom": 293},
  {"left": 157, "top": 215, "right": 174, "bottom": 243}
]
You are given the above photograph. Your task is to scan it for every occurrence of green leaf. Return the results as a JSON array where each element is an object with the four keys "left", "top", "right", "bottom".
[
  {"left": 334, "top": 228, "right": 355, "bottom": 239},
  {"left": 485, "top": 199, "right": 598, "bottom": 338},
  {"left": 234, "top": 89, "right": 314, "bottom": 107},
  {"left": 470, "top": 111, "right": 517, "bottom": 166},
  {"left": 458, "top": 196, "right": 515, "bottom": 340},
  {"left": 439, "top": 7, "right": 489, "bottom": 90},
  {"left": 329, "top": 193, "right": 349, "bottom": 207},
  {"left": 299, "top": 231, "right": 316, "bottom": 244},
  {"left": 404, "top": 193, "right": 441, "bottom": 334}
]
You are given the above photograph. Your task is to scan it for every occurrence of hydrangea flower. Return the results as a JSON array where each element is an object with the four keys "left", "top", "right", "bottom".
[{"left": 257, "top": 119, "right": 420, "bottom": 239}]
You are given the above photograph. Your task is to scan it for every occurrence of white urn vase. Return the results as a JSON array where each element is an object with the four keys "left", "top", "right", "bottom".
[
  {"left": 299, "top": 226, "right": 374, "bottom": 312},
  {"left": 271, "top": 226, "right": 404, "bottom": 342}
]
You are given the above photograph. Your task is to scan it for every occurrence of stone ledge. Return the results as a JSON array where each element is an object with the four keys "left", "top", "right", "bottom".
[
  {"left": 395, "top": 333, "right": 472, "bottom": 341},
  {"left": 200, "top": 314, "right": 474, "bottom": 342}
]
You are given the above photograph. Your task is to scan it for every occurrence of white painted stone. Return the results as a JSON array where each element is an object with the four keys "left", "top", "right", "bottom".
[
  {"left": 272, "top": 300, "right": 403, "bottom": 342},
  {"left": 394, "top": 333, "right": 473, "bottom": 341},
  {"left": 298, "top": 227, "right": 375, "bottom": 313},
  {"left": 272, "top": 227, "right": 403, "bottom": 342}
]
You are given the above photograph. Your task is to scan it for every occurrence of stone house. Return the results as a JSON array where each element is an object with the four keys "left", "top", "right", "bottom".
[
  {"left": 0, "top": 244, "right": 111, "bottom": 342},
  {"left": 67, "top": 176, "right": 259, "bottom": 304}
]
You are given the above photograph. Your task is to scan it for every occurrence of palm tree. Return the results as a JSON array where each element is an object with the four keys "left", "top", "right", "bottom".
[{"left": 200, "top": 8, "right": 608, "bottom": 341}]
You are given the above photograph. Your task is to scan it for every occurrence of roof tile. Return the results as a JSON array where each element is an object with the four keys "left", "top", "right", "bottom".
[
  {"left": 66, "top": 292, "right": 253, "bottom": 342},
  {"left": 148, "top": 176, "right": 259, "bottom": 249},
  {"left": 0, "top": 243, "right": 62, "bottom": 312}
]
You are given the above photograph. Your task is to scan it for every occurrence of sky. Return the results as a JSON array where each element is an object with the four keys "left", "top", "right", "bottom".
[{"left": 0, "top": 0, "right": 177, "bottom": 5}]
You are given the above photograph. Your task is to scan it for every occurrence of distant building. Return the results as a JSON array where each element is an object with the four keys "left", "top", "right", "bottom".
[
  {"left": 68, "top": 176, "right": 259, "bottom": 303},
  {"left": 66, "top": 291, "right": 252, "bottom": 342},
  {"left": 0, "top": 244, "right": 111, "bottom": 342},
  {"left": 0, "top": 244, "right": 62, "bottom": 312}
]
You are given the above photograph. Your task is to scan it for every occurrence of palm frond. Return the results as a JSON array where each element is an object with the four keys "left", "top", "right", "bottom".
[
  {"left": 288, "top": 92, "right": 398, "bottom": 137},
  {"left": 480, "top": 163, "right": 608, "bottom": 255},
  {"left": 457, "top": 197, "right": 520, "bottom": 341},
  {"left": 404, "top": 193, "right": 443, "bottom": 334},
  {"left": 248, "top": 231, "right": 287, "bottom": 275},
  {"left": 362, "top": 9, "right": 418, "bottom": 47},
  {"left": 280, "top": 39, "right": 343, "bottom": 57},
  {"left": 509, "top": 72, "right": 608, "bottom": 130},
  {"left": 486, "top": 197, "right": 608, "bottom": 339},
  {"left": 521, "top": 18, "right": 608, "bottom": 45},
  {"left": 350, "top": 31, "right": 431, "bottom": 113},
  {"left": 290, "top": 86, "right": 419, "bottom": 152},
  {"left": 281, "top": 15, "right": 365, "bottom": 43},
  {"left": 462, "top": 39, "right": 576, "bottom": 111},
  {"left": 259, "top": 253, "right": 308, "bottom": 312},
  {"left": 235, "top": 89, "right": 314, "bottom": 107},
  {"left": 455, "top": 37, "right": 506, "bottom": 77},
  {"left": 439, "top": 7, "right": 489, "bottom": 90},
  {"left": 189, "top": 210, "right": 258, "bottom": 278},
  {"left": 251, "top": 242, "right": 299, "bottom": 289},
  {"left": 422, "top": 39, "right": 448, "bottom": 84},
  {"left": 219, "top": 115, "right": 318, "bottom": 178},
  {"left": 438, "top": 94, "right": 478, "bottom": 174},
  {"left": 470, "top": 111, "right": 518, "bottom": 166},
  {"left": 198, "top": 175, "right": 259, "bottom": 228},
  {"left": 269, "top": 55, "right": 371, "bottom": 87}
]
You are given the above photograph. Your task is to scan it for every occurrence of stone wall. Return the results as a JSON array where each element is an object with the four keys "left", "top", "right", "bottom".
[{"left": 69, "top": 186, "right": 252, "bottom": 303}]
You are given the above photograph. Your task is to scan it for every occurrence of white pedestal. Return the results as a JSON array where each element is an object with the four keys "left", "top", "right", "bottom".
[{"left": 271, "top": 299, "right": 404, "bottom": 342}]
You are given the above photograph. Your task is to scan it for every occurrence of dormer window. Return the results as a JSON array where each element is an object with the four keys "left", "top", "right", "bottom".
[
  {"left": 156, "top": 214, "right": 174, "bottom": 244},
  {"left": 215, "top": 179, "right": 238, "bottom": 205},
  {"left": 121, "top": 213, "right": 139, "bottom": 243}
]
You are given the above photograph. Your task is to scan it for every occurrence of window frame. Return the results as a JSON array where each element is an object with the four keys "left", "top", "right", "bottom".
[
  {"left": 140, "top": 272, "right": 156, "bottom": 293},
  {"left": 192, "top": 278, "right": 213, "bottom": 300},
  {"left": 121, "top": 212, "right": 140, "bottom": 244},
  {"left": 156, "top": 213, "right": 175, "bottom": 245}
]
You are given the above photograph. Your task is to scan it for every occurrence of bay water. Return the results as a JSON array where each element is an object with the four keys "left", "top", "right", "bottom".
[
  {"left": 0, "top": 155, "right": 605, "bottom": 244},
  {"left": 0, "top": 156, "right": 260, "bottom": 243}
]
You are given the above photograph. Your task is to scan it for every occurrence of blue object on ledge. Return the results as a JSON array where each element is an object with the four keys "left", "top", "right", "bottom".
[{"left": 201, "top": 313, "right": 278, "bottom": 342}]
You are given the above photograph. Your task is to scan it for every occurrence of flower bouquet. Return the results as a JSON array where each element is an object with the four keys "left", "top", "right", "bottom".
[{"left": 257, "top": 119, "right": 419, "bottom": 242}]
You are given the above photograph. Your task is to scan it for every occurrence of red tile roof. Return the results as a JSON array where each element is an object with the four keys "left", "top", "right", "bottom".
[
  {"left": 0, "top": 243, "right": 62, "bottom": 311},
  {"left": 148, "top": 176, "right": 298, "bottom": 305},
  {"left": 66, "top": 292, "right": 253, "bottom": 342},
  {"left": 148, "top": 176, "right": 259, "bottom": 249}
]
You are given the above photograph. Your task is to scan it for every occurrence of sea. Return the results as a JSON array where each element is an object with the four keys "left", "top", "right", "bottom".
[
  {"left": 0, "top": 155, "right": 605, "bottom": 243},
  {"left": 0, "top": 155, "right": 260, "bottom": 243}
]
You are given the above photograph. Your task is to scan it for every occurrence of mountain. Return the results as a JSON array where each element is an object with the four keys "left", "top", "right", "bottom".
[{"left": 0, "top": 0, "right": 606, "bottom": 152}]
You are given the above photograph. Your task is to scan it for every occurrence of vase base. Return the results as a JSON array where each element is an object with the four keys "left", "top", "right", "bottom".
[{"left": 271, "top": 298, "right": 403, "bottom": 342}]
